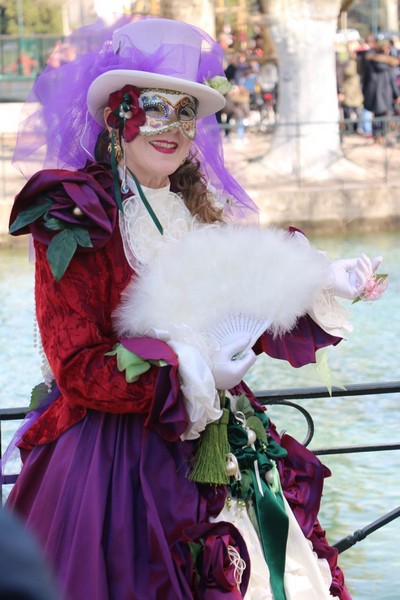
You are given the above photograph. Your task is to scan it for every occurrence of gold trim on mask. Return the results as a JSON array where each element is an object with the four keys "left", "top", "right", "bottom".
[{"left": 139, "top": 89, "right": 198, "bottom": 140}]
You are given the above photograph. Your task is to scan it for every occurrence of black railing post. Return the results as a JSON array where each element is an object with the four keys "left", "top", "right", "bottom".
[{"left": 333, "top": 506, "right": 400, "bottom": 554}]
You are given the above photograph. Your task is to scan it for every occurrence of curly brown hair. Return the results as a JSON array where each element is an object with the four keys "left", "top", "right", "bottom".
[{"left": 94, "top": 129, "right": 223, "bottom": 224}]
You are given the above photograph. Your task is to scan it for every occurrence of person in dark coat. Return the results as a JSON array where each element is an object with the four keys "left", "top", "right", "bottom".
[
  {"left": 362, "top": 40, "right": 400, "bottom": 141},
  {"left": 0, "top": 507, "right": 60, "bottom": 600}
]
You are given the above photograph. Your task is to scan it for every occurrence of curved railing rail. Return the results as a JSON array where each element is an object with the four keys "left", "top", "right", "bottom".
[
  {"left": 255, "top": 380, "right": 400, "bottom": 553},
  {"left": 1, "top": 380, "right": 400, "bottom": 553}
]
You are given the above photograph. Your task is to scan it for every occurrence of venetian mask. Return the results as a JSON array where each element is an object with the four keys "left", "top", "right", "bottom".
[{"left": 139, "top": 89, "right": 198, "bottom": 140}]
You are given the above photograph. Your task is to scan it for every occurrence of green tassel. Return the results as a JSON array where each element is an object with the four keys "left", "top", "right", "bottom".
[{"left": 189, "top": 408, "right": 231, "bottom": 485}]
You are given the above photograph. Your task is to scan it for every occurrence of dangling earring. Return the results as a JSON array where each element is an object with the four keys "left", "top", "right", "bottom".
[
  {"left": 108, "top": 129, "right": 129, "bottom": 195},
  {"left": 107, "top": 134, "right": 123, "bottom": 162},
  {"left": 120, "top": 134, "right": 129, "bottom": 194}
]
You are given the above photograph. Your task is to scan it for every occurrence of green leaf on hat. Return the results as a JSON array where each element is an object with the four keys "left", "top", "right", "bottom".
[
  {"left": 235, "top": 394, "right": 255, "bottom": 419},
  {"left": 205, "top": 75, "right": 233, "bottom": 95}
]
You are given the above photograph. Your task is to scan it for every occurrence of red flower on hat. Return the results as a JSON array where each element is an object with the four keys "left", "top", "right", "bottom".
[{"left": 106, "top": 84, "right": 146, "bottom": 142}]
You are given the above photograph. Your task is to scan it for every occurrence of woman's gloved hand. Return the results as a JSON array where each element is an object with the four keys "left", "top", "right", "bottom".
[
  {"left": 329, "top": 254, "right": 382, "bottom": 301},
  {"left": 210, "top": 332, "right": 256, "bottom": 390}
]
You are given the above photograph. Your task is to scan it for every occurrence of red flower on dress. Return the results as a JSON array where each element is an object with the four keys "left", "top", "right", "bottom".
[
  {"left": 182, "top": 521, "right": 250, "bottom": 599},
  {"left": 106, "top": 85, "right": 146, "bottom": 142}
]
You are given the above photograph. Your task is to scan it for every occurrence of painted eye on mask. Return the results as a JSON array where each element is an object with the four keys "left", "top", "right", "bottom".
[
  {"left": 143, "top": 102, "right": 168, "bottom": 119},
  {"left": 178, "top": 103, "right": 197, "bottom": 122}
]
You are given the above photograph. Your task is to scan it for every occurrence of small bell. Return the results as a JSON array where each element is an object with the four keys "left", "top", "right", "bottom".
[
  {"left": 72, "top": 206, "right": 83, "bottom": 217},
  {"left": 226, "top": 453, "right": 240, "bottom": 479},
  {"left": 265, "top": 469, "right": 274, "bottom": 484},
  {"left": 226, "top": 459, "right": 238, "bottom": 477},
  {"left": 247, "top": 428, "right": 257, "bottom": 445},
  {"left": 125, "top": 110, "right": 133, "bottom": 119}
]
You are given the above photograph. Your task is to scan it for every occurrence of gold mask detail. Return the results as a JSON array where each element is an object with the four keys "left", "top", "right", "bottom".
[{"left": 139, "top": 89, "right": 198, "bottom": 140}]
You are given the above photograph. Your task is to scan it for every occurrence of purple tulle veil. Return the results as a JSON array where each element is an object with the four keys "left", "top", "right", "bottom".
[{"left": 12, "top": 15, "right": 259, "bottom": 224}]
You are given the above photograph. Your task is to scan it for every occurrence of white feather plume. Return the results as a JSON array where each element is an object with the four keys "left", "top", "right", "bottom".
[{"left": 113, "top": 226, "right": 330, "bottom": 349}]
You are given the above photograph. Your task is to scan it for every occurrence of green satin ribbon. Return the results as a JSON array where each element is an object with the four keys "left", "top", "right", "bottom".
[
  {"left": 250, "top": 469, "right": 288, "bottom": 600},
  {"left": 109, "top": 130, "right": 164, "bottom": 235},
  {"left": 127, "top": 167, "right": 164, "bottom": 235},
  {"left": 227, "top": 408, "right": 289, "bottom": 600}
]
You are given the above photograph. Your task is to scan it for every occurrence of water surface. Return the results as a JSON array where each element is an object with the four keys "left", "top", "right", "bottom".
[{"left": 1, "top": 232, "right": 399, "bottom": 599}]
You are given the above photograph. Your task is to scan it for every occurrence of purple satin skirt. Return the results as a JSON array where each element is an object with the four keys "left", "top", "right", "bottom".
[{"left": 7, "top": 411, "right": 211, "bottom": 600}]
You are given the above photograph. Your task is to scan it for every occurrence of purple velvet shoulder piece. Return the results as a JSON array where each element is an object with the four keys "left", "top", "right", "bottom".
[
  {"left": 254, "top": 314, "right": 342, "bottom": 368},
  {"left": 9, "top": 162, "right": 117, "bottom": 248}
]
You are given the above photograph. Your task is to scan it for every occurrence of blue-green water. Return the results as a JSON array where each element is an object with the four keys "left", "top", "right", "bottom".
[{"left": 1, "top": 232, "right": 399, "bottom": 599}]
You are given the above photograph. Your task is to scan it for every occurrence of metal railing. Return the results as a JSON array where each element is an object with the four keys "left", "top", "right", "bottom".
[
  {"left": 2, "top": 380, "right": 399, "bottom": 554},
  {"left": 219, "top": 114, "right": 400, "bottom": 188},
  {"left": 254, "top": 380, "right": 400, "bottom": 553}
]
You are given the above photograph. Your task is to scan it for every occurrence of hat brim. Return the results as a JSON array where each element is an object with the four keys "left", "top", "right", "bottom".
[{"left": 87, "top": 70, "right": 226, "bottom": 124}]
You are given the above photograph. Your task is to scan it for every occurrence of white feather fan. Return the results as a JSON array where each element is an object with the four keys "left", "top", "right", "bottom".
[
  {"left": 113, "top": 225, "right": 330, "bottom": 353},
  {"left": 114, "top": 225, "right": 328, "bottom": 352}
]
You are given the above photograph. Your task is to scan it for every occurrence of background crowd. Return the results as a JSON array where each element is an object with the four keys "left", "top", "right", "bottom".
[
  {"left": 336, "top": 33, "right": 400, "bottom": 143},
  {"left": 216, "top": 32, "right": 279, "bottom": 142},
  {"left": 215, "top": 29, "right": 400, "bottom": 146}
]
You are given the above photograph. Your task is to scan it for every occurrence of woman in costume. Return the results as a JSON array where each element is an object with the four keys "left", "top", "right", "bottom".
[{"left": 5, "top": 17, "right": 386, "bottom": 600}]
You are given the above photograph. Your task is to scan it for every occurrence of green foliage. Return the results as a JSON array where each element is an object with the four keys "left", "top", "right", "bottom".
[
  {"left": 9, "top": 198, "right": 52, "bottom": 233},
  {"left": 29, "top": 382, "right": 50, "bottom": 411},
  {"left": 106, "top": 343, "right": 168, "bottom": 384},
  {"left": 1, "top": 0, "right": 63, "bottom": 35}
]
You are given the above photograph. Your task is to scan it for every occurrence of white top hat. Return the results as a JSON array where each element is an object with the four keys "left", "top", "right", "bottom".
[{"left": 87, "top": 19, "right": 226, "bottom": 124}]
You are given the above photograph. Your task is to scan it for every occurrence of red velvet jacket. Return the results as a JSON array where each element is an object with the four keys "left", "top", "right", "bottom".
[{"left": 20, "top": 226, "right": 159, "bottom": 449}]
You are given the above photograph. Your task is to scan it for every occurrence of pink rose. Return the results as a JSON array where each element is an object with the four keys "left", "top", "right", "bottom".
[{"left": 361, "top": 274, "right": 389, "bottom": 301}]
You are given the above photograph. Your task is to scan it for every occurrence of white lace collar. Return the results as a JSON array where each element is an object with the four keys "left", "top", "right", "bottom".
[{"left": 119, "top": 172, "right": 206, "bottom": 270}]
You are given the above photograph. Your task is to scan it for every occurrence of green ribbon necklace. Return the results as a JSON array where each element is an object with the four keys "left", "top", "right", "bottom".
[{"left": 109, "top": 128, "right": 164, "bottom": 235}]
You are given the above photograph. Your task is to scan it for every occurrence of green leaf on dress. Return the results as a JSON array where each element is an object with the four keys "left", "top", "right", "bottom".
[
  {"left": 235, "top": 394, "right": 254, "bottom": 419},
  {"left": 73, "top": 227, "right": 93, "bottom": 248},
  {"left": 47, "top": 229, "right": 78, "bottom": 281},
  {"left": 106, "top": 343, "right": 163, "bottom": 383},
  {"left": 44, "top": 215, "right": 66, "bottom": 231},
  {"left": 246, "top": 415, "right": 268, "bottom": 444},
  {"left": 29, "top": 382, "right": 50, "bottom": 411},
  {"left": 9, "top": 198, "right": 53, "bottom": 233},
  {"left": 188, "top": 541, "right": 203, "bottom": 565}
]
